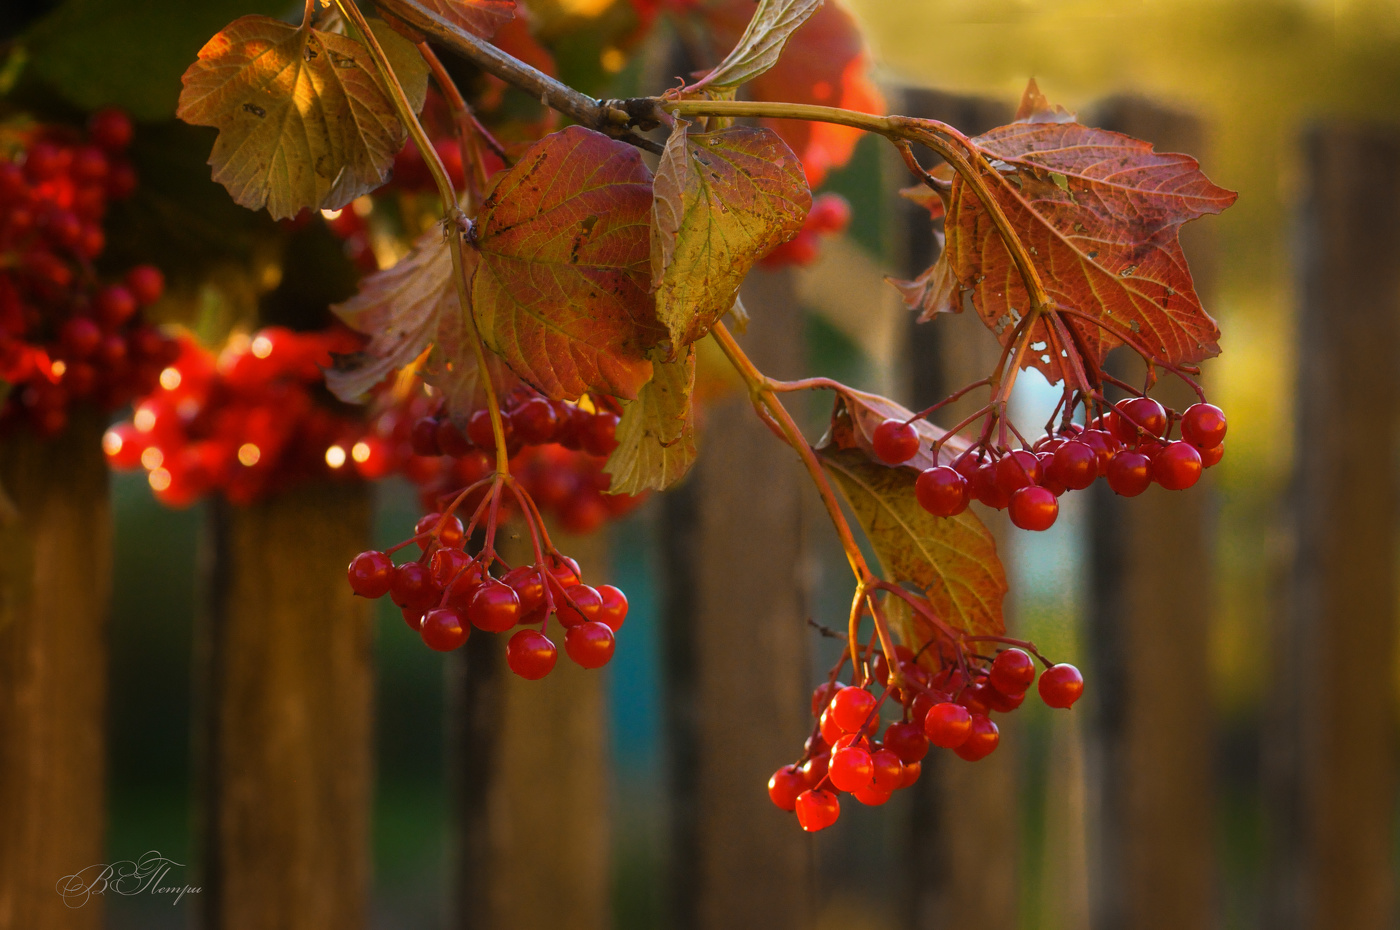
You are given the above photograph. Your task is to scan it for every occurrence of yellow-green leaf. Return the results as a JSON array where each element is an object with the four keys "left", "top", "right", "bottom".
[
  {"left": 819, "top": 446, "right": 1006, "bottom": 638},
  {"left": 651, "top": 122, "right": 809, "bottom": 348},
  {"left": 604, "top": 350, "right": 697, "bottom": 495},
  {"left": 176, "top": 15, "right": 427, "bottom": 220},
  {"left": 693, "top": 0, "right": 824, "bottom": 90}
]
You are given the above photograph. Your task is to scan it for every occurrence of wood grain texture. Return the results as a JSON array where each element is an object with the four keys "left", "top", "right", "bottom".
[
  {"left": 198, "top": 484, "right": 373, "bottom": 930},
  {"left": 660, "top": 268, "right": 814, "bottom": 930},
  {"left": 1264, "top": 123, "right": 1400, "bottom": 930},
  {"left": 0, "top": 414, "right": 111, "bottom": 930},
  {"left": 1085, "top": 99, "right": 1216, "bottom": 930},
  {"left": 448, "top": 528, "right": 611, "bottom": 930}
]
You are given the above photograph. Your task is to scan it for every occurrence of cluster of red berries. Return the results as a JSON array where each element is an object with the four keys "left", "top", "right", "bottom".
[
  {"left": 102, "top": 326, "right": 375, "bottom": 506},
  {"left": 871, "top": 398, "right": 1227, "bottom": 532},
  {"left": 770, "top": 645, "right": 1083, "bottom": 831},
  {"left": 759, "top": 192, "right": 852, "bottom": 268},
  {"left": 0, "top": 109, "right": 178, "bottom": 437},
  {"left": 347, "top": 514, "right": 628, "bottom": 674}
]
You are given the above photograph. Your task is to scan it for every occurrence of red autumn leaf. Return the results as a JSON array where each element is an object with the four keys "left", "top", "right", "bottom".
[
  {"left": 898, "top": 82, "right": 1236, "bottom": 383},
  {"left": 698, "top": 0, "right": 884, "bottom": 186},
  {"left": 470, "top": 126, "right": 665, "bottom": 401},
  {"left": 412, "top": 0, "right": 515, "bottom": 39}
]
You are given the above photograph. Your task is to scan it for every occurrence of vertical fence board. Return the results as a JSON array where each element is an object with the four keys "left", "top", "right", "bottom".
[
  {"left": 1264, "top": 122, "right": 1400, "bottom": 930},
  {"left": 448, "top": 527, "right": 611, "bottom": 930},
  {"left": 1085, "top": 100, "right": 1216, "bottom": 930},
  {"left": 0, "top": 414, "right": 110, "bottom": 930},
  {"left": 660, "top": 269, "right": 813, "bottom": 930},
  {"left": 199, "top": 484, "right": 373, "bottom": 930}
]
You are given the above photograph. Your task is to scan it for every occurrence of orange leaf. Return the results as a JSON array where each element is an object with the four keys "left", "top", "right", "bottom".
[
  {"left": 470, "top": 126, "right": 665, "bottom": 401},
  {"left": 415, "top": 0, "right": 515, "bottom": 39}
]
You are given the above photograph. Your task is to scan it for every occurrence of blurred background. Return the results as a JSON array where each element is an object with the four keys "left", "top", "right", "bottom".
[{"left": 1, "top": 0, "right": 1397, "bottom": 929}]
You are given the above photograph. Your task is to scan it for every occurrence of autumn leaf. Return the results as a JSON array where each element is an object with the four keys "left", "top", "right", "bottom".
[
  {"left": 604, "top": 350, "right": 697, "bottom": 495},
  {"left": 176, "top": 15, "right": 427, "bottom": 220},
  {"left": 400, "top": 0, "right": 515, "bottom": 39},
  {"left": 424, "top": 277, "right": 519, "bottom": 419},
  {"left": 651, "top": 122, "right": 809, "bottom": 348},
  {"left": 470, "top": 126, "right": 665, "bottom": 401},
  {"left": 900, "top": 81, "right": 1237, "bottom": 382},
  {"left": 819, "top": 447, "right": 1006, "bottom": 638},
  {"left": 692, "top": 0, "right": 822, "bottom": 91},
  {"left": 697, "top": 0, "right": 884, "bottom": 185},
  {"left": 822, "top": 386, "right": 970, "bottom": 473}
]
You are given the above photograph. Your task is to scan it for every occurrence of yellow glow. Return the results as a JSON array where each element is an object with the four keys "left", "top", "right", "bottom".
[
  {"left": 351, "top": 196, "right": 374, "bottom": 217},
  {"left": 251, "top": 335, "right": 273, "bottom": 359},
  {"left": 159, "top": 367, "right": 182, "bottom": 391},
  {"left": 50, "top": 360, "right": 67, "bottom": 378},
  {"left": 133, "top": 406, "right": 156, "bottom": 432},
  {"left": 325, "top": 445, "right": 347, "bottom": 469},
  {"left": 147, "top": 468, "right": 171, "bottom": 492},
  {"left": 102, "top": 430, "right": 123, "bottom": 456},
  {"left": 237, "top": 443, "right": 261, "bottom": 467},
  {"left": 140, "top": 447, "right": 164, "bottom": 470},
  {"left": 557, "top": 0, "right": 614, "bottom": 15},
  {"left": 600, "top": 47, "right": 626, "bottom": 73},
  {"left": 320, "top": 208, "right": 343, "bottom": 220},
  {"left": 351, "top": 441, "right": 372, "bottom": 463}
]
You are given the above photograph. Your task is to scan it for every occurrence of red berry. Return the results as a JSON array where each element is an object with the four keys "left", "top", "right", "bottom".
[
  {"left": 564, "top": 621, "right": 616, "bottom": 669},
  {"left": 899, "top": 760, "right": 922, "bottom": 788},
  {"left": 436, "top": 418, "right": 474, "bottom": 456},
  {"left": 818, "top": 707, "right": 843, "bottom": 746},
  {"left": 1039, "top": 664, "right": 1084, "bottom": 709},
  {"left": 953, "top": 714, "right": 999, "bottom": 761},
  {"left": 1152, "top": 441, "right": 1202, "bottom": 491},
  {"left": 989, "top": 649, "right": 1036, "bottom": 696},
  {"left": 869, "top": 748, "right": 904, "bottom": 792},
  {"left": 549, "top": 556, "right": 582, "bottom": 587},
  {"left": 557, "top": 583, "right": 603, "bottom": 628},
  {"left": 853, "top": 783, "right": 893, "bottom": 806},
  {"left": 347, "top": 550, "right": 393, "bottom": 598},
  {"left": 416, "top": 512, "right": 465, "bottom": 549},
  {"left": 421, "top": 608, "right": 470, "bottom": 652},
  {"left": 502, "top": 566, "right": 546, "bottom": 616},
  {"left": 89, "top": 108, "right": 134, "bottom": 152},
  {"left": 60, "top": 317, "right": 102, "bottom": 359},
  {"left": 596, "top": 584, "right": 628, "bottom": 630},
  {"left": 811, "top": 681, "right": 845, "bottom": 717},
  {"left": 994, "top": 450, "right": 1042, "bottom": 496},
  {"left": 390, "top": 561, "right": 438, "bottom": 611},
  {"left": 428, "top": 548, "right": 473, "bottom": 588},
  {"left": 1199, "top": 441, "right": 1224, "bottom": 468},
  {"left": 1009, "top": 485, "right": 1059, "bottom": 531},
  {"left": 915, "top": 465, "right": 968, "bottom": 517},
  {"left": 102, "top": 424, "right": 145, "bottom": 470},
  {"left": 871, "top": 418, "right": 920, "bottom": 465},
  {"left": 923, "top": 701, "right": 972, "bottom": 748},
  {"left": 1079, "top": 429, "right": 1118, "bottom": 471},
  {"left": 1049, "top": 440, "right": 1097, "bottom": 490},
  {"left": 807, "top": 193, "right": 852, "bottom": 234},
  {"left": 1106, "top": 451, "right": 1152, "bottom": 497},
  {"left": 410, "top": 417, "right": 442, "bottom": 456},
  {"left": 96, "top": 285, "right": 138, "bottom": 328},
  {"left": 580, "top": 410, "right": 621, "bottom": 458},
  {"left": 506, "top": 629, "right": 557, "bottom": 679},
  {"left": 795, "top": 788, "right": 840, "bottom": 831},
  {"left": 768, "top": 766, "right": 806, "bottom": 811},
  {"left": 125, "top": 265, "right": 164, "bottom": 306},
  {"left": 882, "top": 721, "right": 929, "bottom": 764},
  {"left": 511, "top": 396, "right": 560, "bottom": 445},
  {"left": 828, "top": 744, "right": 874, "bottom": 792},
  {"left": 800, "top": 751, "right": 831, "bottom": 788},
  {"left": 970, "top": 462, "right": 1012, "bottom": 509},
  {"left": 401, "top": 607, "right": 425, "bottom": 631},
  {"left": 1112, "top": 396, "right": 1167, "bottom": 444},
  {"left": 1181, "top": 403, "right": 1227, "bottom": 449},
  {"left": 468, "top": 580, "right": 521, "bottom": 632},
  {"left": 829, "top": 686, "right": 878, "bottom": 733}
]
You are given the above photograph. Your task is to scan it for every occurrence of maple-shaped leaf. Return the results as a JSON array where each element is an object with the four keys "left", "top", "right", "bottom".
[
  {"left": 470, "top": 126, "right": 665, "bottom": 401},
  {"left": 651, "top": 122, "right": 809, "bottom": 349},
  {"left": 176, "top": 15, "right": 428, "bottom": 220},
  {"left": 698, "top": 0, "right": 884, "bottom": 186},
  {"left": 900, "top": 81, "right": 1237, "bottom": 381},
  {"left": 822, "top": 386, "right": 969, "bottom": 473},
  {"left": 819, "top": 447, "right": 1006, "bottom": 638},
  {"left": 604, "top": 350, "right": 697, "bottom": 495},
  {"left": 692, "top": 0, "right": 822, "bottom": 90}
]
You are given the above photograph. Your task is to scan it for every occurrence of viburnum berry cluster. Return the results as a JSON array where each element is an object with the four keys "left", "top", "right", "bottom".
[
  {"left": 175, "top": 0, "right": 1234, "bottom": 835},
  {"left": 771, "top": 641, "right": 1084, "bottom": 831},
  {"left": 0, "top": 108, "right": 177, "bottom": 437}
]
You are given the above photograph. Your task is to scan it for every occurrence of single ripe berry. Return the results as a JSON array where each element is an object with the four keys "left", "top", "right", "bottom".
[
  {"left": 1199, "top": 442, "right": 1225, "bottom": 469},
  {"left": 502, "top": 565, "right": 546, "bottom": 616},
  {"left": 807, "top": 193, "right": 852, "bottom": 233},
  {"left": 565, "top": 621, "right": 616, "bottom": 669},
  {"left": 989, "top": 649, "right": 1036, "bottom": 696},
  {"left": 557, "top": 583, "right": 603, "bottom": 628},
  {"left": 1079, "top": 429, "right": 1118, "bottom": 470},
  {"left": 89, "top": 108, "right": 134, "bottom": 152},
  {"left": 1009, "top": 485, "right": 1059, "bottom": 531},
  {"left": 125, "top": 265, "right": 165, "bottom": 306},
  {"left": 829, "top": 686, "right": 878, "bottom": 733},
  {"left": 900, "top": 761, "right": 922, "bottom": 789},
  {"left": 828, "top": 744, "right": 874, "bottom": 792},
  {"left": 853, "top": 783, "right": 893, "bottom": 807},
  {"left": 812, "top": 681, "right": 845, "bottom": 717},
  {"left": 348, "top": 550, "right": 393, "bottom": 598},
  {"left": 795, "top": 789, "right": 840, "bottom": 832},
  {"left": 971, "top": 462, "right": 1012, "bottom": 510},
  {"left": 580, "top": 411, "right": 621, "bottom": 457},
  {"left": 416, "top": 512, "right": 465, "bottom": 549},
  {"left": 506, "top": 629, "right": 557, "bottom": 680},
  {"left": 1106, "top": 451, "right": 1152, "bottom": 497},
  {"left": 1152, "top": 441, "right": 1202, "bottom": 491},
  {"left": 468, "top": 580, "right": 521, "bottom": 632},
  {"left": 800, "top": 752, "right": 831, "bottom": 788},
  {"left": 953, "top": 714, "right": 1000, "bottom": 761},
  {"left": 401, "top": 607, "right": 424, "bottom": 631},
  {"left": 390, "top": 561, "right": 438, "bottom": 611},
  {"left": 1112, "top": 396, "right": 1168, "bottom": 444},
  {"left": 596, "top": 584, "right": 628, "bottom": 630},
  {"left": 96, "top": 284, "right": 138, "bottom": 328},
  {"left": 1050, "top": 440, "right": 1098, "bottom": 490},
  {"left": 985, "top": 686, "right": 1026, "bottom": 713},
  {"left": 512, "top": 396, "right": 560, "bottom": 445},
  {"left": 915, "top": 465, "right": 969, "bottom": 517},
  {"left": 429, "top": 548, "right": 473, "bottom": 588},
  {"left": 549, "top": 556, "right": 582, "bottom": 587},
  {"left": 882, "top": 721, "right": 929, "bottom": 764},
  {"left": 1039, "top": 664, "right": 1085, "bottom": 709},
  {"left": 421, "top": 608, "right": 470, "bottom": 652},
  {"left": 923, "top": 701, "right": 973, "bottom": 748},
  {"left": 994, "top": 450, "right": 1042, "bottom": 496},
  {"left": 818, "top": 707, "right": 843, "bottom": 747},
  {"left": 871, "top": 418, "right": 920, "bottom": 465},
  {"left": 869, "top": 748, "right": 904, "bottom": 793},
  {"left": 1181, "top": 403, "right": 1227, "bottom": 449},
  {"left": 768, "top": 766, "right": 806, "bottom": 812}
]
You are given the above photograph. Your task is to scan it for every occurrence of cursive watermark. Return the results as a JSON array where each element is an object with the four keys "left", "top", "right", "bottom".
[{"left": 56, "top": 850, "right": 200, "bottom": 908}]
